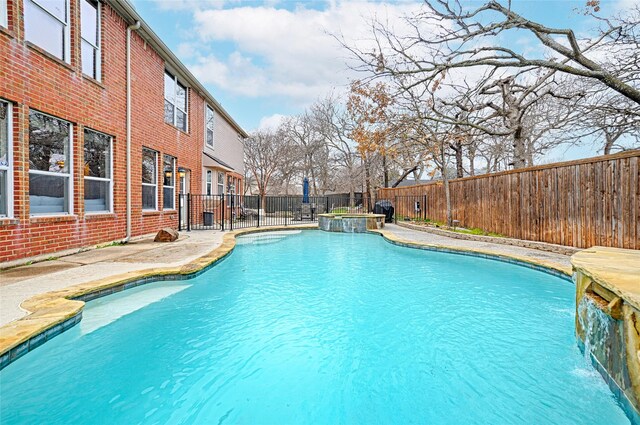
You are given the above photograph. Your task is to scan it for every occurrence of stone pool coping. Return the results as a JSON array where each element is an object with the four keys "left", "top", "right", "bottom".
[
  {"left": 0, "top": 224, "right": 571, "bottom": 369},
  {"left": 370, "top": 228, "right": 572, "bottom": 279},
  {"left": 572, "top": 246, "right": 640, "bottom": 312}
]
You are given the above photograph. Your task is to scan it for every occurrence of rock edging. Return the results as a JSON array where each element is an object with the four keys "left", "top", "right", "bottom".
[{"left": 396, "top": 222, "right": 579, "bottom": 256}]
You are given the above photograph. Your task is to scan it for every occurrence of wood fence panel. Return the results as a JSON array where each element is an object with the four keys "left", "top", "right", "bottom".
[{"left": 378, "top": 150, "right": 640, "bottom": 249}]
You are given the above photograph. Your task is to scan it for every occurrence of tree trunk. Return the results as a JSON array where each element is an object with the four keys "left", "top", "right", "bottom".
[
  {"left": 260, "top": 189, "right": 267, "bottom": 213},
  {"left": 444, "top": 175, "right": 452, "bottom": 227},
  {"left": 602, "top": 129, "right": 623, "bottom": 155},
  {"left": 512, "top": 127, "right": 527, "bottom": 168},
  {"left": 604, "top": 135, "right": 613, "bottom": 155},
  {"left": 382, "top": 154, "right": 389, "bottom": 188},
  {"left": 283, "top": 176, "right": 290, "bottom": 196},
  {"left": 454, "top": 140, "right": 464, "bottom": 178},
  {"left": 349, "top": 187, "right": 355, "bottom": 209},
  {"left": 310, "top": 169, "right": 318, "bottom": 196},
  {"left": 501, "top": 78, "right": 527, "bottom": 169},
  {"left": 468, "top": 143, "right": 476, "bottom": 176},
  {"left": 412, "top": 168, "right": 420, "bottom": 181},
  {"left": 440, "top": 146, "right": 453, "bottom": 227},
  {"left": 364, "top": 156, "right": 373, "bottom": 212}
]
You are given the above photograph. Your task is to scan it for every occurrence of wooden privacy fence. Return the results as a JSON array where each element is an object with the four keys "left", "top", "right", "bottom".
[{"left": 378, "top": 150, "right": 640, "bottom": 249}]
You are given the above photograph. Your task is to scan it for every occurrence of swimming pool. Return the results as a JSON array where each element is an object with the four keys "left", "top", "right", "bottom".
[{"left": 0, "top": 230, "right": 632, "bottom": 424}]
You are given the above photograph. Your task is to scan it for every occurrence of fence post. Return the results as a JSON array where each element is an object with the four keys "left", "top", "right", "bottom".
[
  {"left": 285, "top": 197, "right": 288, "bottom": 227},
  {"left": 257, "top": 195, "right": 261, "bottom": 228},
  {"left": 178, "top": 195, "right": 182, "bottom": 231},
  {"left": 230, "top": 195, "right": 234, "bottom": 231},
  {"left": 423, "top": 195, "right": 427, "bottom": 221},
  {"left": 221, "top": 194, "right": 225, "bottom": 231},
  {"left": 394, "top": 195, "right": 398, "bottom": 224},
  {"left": 187, "top": 194, "right": 191, "bottom": 231},
  {"left": 326, "top": 197, "right": 329, "bottom": 214}
]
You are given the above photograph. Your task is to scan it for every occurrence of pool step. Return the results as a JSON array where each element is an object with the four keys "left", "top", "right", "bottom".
[{"left": 236, "top": 235, "right": 288, "bottom": 246}]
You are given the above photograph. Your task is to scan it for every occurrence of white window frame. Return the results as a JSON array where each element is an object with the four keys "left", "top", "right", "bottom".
[
  {"left": 24, "top": 0, "right": 71, "bottom": 63},
  {"left": 80, "top": 0, "right": 101, "bottom": 81},
  {"left": 0, "top": 99, "right": 12, "bottom": 218},
  {"left": 29, "top": 110, "right": 73, "bottom": 216},
  {"left": 163, "top": 154, "right": 176, "bottom": 210},
  {"left": 205, "top": 104, "right": 214, "bottom": 148},
  {"left": 142, "top": 148, "right": 158, "bottom": 211},
  {"left": 206, "top": 170, "right": 212, "bottom": 196},
  {"left": 164, "top": 71, "right": 188, "bottom": 132},
  {"left": 0, "top": 0, "right": 8, "bottom": 28},
  {"left": 83, "top": 128, "right": 112, "bottom": 214},
  {"left": 217, "top": 172, "right": 224, "bottom": 195}
]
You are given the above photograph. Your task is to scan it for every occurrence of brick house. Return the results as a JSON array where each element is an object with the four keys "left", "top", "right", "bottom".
[{"left": 0, "top": 0, "right": 247, "bottom": 264}]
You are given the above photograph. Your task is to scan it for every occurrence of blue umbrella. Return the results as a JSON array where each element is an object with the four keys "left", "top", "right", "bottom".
[{"left": 303, "top": 177, "right": 309, "bottom": 203}]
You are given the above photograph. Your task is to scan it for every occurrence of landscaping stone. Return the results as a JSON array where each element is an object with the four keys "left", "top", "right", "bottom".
[{"left": 154, "top": 228, "right": 179, "bottom": 242}]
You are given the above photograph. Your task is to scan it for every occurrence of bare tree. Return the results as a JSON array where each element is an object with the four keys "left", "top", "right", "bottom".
[
  {"left": 346, "top": 1, "right": 640, "bottom": 105},
  {"left": 311, "top": 96, "right": 363, "bottom": 204},
  {"left": 568, "top": 79, "right": 640, "bottom": 154},
  {"left": 244, "top": 128, "right": 297, "bottom": 210},
  {"left": 281, "top": 113, "right": 329, "bottom": 195}
]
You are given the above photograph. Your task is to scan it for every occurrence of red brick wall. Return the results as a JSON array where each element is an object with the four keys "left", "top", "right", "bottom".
[
  {"left": 0, "top": 1, "right": 204, "bottom": 263},
  {"left": 127, "top": 26, "right": 203, "bottom": 237}
]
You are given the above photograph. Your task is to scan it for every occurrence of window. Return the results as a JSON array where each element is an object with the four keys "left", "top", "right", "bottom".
[
  {"left": 0, "top": 0, "right": 7, "bottom": 27},
  {"left": 81, "top": 0, "right": 100, "bottom": 80},
  {"left": 142, "top": 148, "right": 157, "bottom": 210},
  {"left": 205, "top": 105, "right": 214, "bottom": 147},
  {"left": 0, "top": 100, "right": 11, "bottom": 217},
  {"left": 29, "top": 111, "right": 72, "bottom": 215},
  {"left": 206, "top": 170, "right": 212, "bottom": 196},
  {"left": 163, "top": 155, "right": 176, "bottom": 209},
  {"left": 217, "top": 172, "right": 224, "bottom": 195},
  {"left": 84, "top": 129, "right": 111, "bottom": 213},
  {"left": 164, "top": 71, "right": 187, "bottom": 131},
  {"left": 24, "top": 0, "right": 70, "bottom": 62}
]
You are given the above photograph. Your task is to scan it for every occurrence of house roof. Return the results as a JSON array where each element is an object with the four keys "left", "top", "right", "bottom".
[
  {"left": 108, "top": 0, "right": 249, "bottom": 139},
  {"left": 203, "top": 151, "right": 235, "bottom": 172}
]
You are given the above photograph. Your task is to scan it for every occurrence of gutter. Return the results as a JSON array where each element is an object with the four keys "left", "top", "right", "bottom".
[{"left": 123, "top": 20, "right": 141, "bottom": 243}]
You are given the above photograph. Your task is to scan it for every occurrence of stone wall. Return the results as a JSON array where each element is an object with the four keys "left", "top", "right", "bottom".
[
  {"left": 318, "top": 214, "right": 385, "bottom": 233},
  {"left": 573, "top": 247, "right": 640, "bottom": 415}
]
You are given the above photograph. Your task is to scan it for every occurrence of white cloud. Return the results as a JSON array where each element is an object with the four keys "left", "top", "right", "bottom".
[
  {"left": 190, "top": 51, "right": 269, "bottom": 97},
  {"left": 176, "top": 42, "right": 197, "bottom": 59},
  {"left": 615, "top": 0, "right": 639, "bottom": 11},
  {"left": 258, "top": 113, "right": 288, "bottom": 130},
  {"left": 185, "top": 1, "right": 420, "bottom": 102}
]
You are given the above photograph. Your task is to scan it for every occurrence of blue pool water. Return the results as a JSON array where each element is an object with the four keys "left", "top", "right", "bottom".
[{"left": 0, "top": 230, "right": 632, "bottom": 424}]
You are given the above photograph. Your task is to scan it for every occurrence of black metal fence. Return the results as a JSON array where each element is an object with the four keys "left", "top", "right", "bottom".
[{"left": 178, "top": 194, "right": 429, "bottom": 231}]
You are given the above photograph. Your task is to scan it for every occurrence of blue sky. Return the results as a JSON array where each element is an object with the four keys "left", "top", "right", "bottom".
[{"left": 130, "top": 0, "right": 636, "bottom": 160}]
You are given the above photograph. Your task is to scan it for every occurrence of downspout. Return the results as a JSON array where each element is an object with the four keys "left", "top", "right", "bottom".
[{"left": 123, "top": 20, "right": 141, "bottom": 243}]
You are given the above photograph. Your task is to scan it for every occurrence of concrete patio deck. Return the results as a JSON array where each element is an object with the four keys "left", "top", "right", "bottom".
[{"left": 0, "top": 224, "right": 573, "bottom": 326}]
